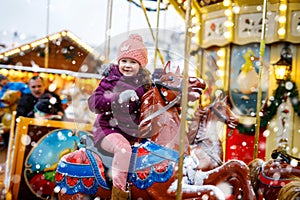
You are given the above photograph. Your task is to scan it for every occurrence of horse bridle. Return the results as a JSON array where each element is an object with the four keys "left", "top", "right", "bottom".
[
  {"left": 155, "top": 80, "right": 182, "bottom": 93},
  {"left": 210, "top": 104, "right": 229, "bottom": 124},
  {"left": 155, "top": 80, "right": 182, "bottom": 104},
  {"left": 271, "top": 149, "right": 300, "bottom": 166},
  {"left": 139, "top": 81, "right": 182, "bottom": 127}
]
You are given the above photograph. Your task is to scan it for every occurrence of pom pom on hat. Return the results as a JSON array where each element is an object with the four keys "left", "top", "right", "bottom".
[{"left": 117, "top": 34, "right": 148, "bottom": 67}]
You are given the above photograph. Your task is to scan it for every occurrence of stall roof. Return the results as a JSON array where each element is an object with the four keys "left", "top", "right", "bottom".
[{"left": 0, "top": 30, "right": 105, "bottom": 73}]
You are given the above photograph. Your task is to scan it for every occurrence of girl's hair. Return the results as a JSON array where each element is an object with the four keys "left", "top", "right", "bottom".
[{"left": 138, "top": 67, "right": 152, "bottom": 91}]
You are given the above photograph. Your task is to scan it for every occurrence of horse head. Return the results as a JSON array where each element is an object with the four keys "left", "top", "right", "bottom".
[
  {"left": 192, "top": 94, "right": 238, "bottom": 144},
  {"left": 207, "top": 94, "right": 238, "bottom": 129},
  {"left": 155, "top": 61, "right": 206, "bottom": 103},
  {"left": 248, "top": 148, "right": 300, "bottom": 200}
]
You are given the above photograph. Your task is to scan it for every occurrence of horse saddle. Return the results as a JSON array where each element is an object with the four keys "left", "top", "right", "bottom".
[
  {"left": 90, "top": 139, "right": 180, "bottom": 189},
  {"left": 56, "top": 138, "right": 180, "bottom": 195}
]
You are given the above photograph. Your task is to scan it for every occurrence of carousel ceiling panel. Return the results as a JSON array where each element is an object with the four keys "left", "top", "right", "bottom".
[{"left": 169, "top": 0, "right": 300, "bottom": 47}]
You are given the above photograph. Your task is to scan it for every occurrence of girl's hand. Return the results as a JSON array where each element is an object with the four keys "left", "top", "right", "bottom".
[{"left": 118, "top": 90, "right": 139, "bottom": 103}]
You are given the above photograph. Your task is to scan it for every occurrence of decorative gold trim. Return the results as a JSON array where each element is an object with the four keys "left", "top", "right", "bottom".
[
  {"left": 286, "top": 3, "right": 300, "bottom": 43},
  {"left": 4, "top": 111, "right": 16, "bottom": 200},
  {"left": 201, "top": 9, "right": 230, "bottom": 48},
  {"left": 233, "top": 4, "right": 279, "bottom": 45},
  {"left": 10, "top": 117, "right": 92, "bottom": 200}
]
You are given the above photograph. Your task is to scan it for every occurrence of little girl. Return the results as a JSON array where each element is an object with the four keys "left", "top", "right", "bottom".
[{"left": 88, "top": 34, "right": 152, "bottom": 200}]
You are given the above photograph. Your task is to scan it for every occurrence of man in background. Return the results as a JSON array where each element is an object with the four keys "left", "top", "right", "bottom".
[{"left": 16, "top": 75, "right": 64, "bottom": 119}]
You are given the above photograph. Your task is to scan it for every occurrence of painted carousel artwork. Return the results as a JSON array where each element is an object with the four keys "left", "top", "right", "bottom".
[
  {"left": 229, "top": 43, "right": 270, "bottom": 116},
  {"left": 23, "top": 129, "right": 91, "bottom": 199}
]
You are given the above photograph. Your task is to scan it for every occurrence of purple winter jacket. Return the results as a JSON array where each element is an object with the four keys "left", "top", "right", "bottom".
[{"left": 88, "top": 65, "right": 148, "bottom": 144}]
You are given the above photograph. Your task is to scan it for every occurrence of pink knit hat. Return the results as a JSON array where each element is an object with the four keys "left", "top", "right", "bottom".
[{"left": 117, "top": 34, "right": 148, "bottom": 67}]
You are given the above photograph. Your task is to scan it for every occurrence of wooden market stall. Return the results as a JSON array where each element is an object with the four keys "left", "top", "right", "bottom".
[
  {"left": 0, "top": 30, "right": 104, "bottom": 73},
  {"left": 168, "top": 0, "right": 300, "bottom": 164},
  {"left": 0, "top": 30, "right": 103, "bottom": 107}
]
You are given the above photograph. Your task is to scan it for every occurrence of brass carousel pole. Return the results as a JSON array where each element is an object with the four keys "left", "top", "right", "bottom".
[
  {"left": 45, "top": 0, "right": 50, "bottom": 68},
  {"left": 153, "top": 0, "right": 161, "bottom": 69},
  {"left": 176, "top": 0, "right": 192, "bottom": 199},
  {"left": 254, "top": 0, "right": 268, "bottom": 159},
  {"left": 104, "top": 0, "right": 113, "bottom": 61},
  {"left": 139, "top": 0, "right": 165, "bottom": 66},
  {"left": 127, "top": 0, "right": 132, "bottom": 33}
]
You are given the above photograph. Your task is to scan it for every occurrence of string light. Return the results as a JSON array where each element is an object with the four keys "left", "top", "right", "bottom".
[
  {"left": 0, "top": 30, "right": 101, "bottom": 59},
  {"left": 278, "top": 0, "right": 287, "bottom": 39}
]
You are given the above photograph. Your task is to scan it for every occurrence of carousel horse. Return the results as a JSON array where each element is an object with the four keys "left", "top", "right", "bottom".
[
  {"left": 277, "top": 179, "right": 300, "bottom": 200},
  {"left": 187, "top": 94, "right": 239, "bottom": 172},
  {"left": 55, "top": 61, "right": 256, "bottom": 200},
  {"left": 248, "top": 147, "right": 300, "bottom": 200}
]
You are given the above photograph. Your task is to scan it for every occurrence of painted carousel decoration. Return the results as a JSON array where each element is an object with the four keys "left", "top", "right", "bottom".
[
  {"left": 24, "top": 129, "right": 91, "bottom": 199},
  {"left": 4, "top": 117, "right": 93, "bottom": 200},
  {"left": 248, "top": 147, "right": 300, "bottom": 200},
  {"left": 168, "top": 0, "right": 300, "bottom": 164},
  {"left": 229, "top": 44, "right": 269, "bottom": 116}
]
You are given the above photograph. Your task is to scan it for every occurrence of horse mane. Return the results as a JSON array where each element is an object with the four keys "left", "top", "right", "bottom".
[
  {"left": 139, "top": 87, "right": 160, "bottom": 138},
  {"left": 277, "top": 179, "right": 300, "bottom": 200},
  {"left": 195, "top": 108, "right": 208, "bottom": 140}
]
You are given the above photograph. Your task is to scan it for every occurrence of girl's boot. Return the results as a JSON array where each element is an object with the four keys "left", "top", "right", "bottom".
[{"left": 111, "top": 186, "right": 129, "bottom": 200}]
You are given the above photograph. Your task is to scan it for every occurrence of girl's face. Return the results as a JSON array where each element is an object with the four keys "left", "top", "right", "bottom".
[{"left": 119, "top": 58, "right": 140, "bottom": 77}]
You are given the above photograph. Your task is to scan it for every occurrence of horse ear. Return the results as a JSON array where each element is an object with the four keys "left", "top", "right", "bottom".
[
  {"left": 175, "top": 66, "right": 180, "bottom": 74},
  {"left": 163, "top": 61, "right": 171, "bottom": 74},
  {"left": 215, "top": 93, "right": 222, "bottom": 102}
]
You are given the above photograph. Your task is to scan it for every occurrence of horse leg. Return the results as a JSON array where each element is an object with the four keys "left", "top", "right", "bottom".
[
  {"left": 150, "top": 182, "right": 226, "bottom": 200},
  {"left": 177, "top": 184, "right": 227, "bottom": 200},
  {"left": 248, "top": 158, "right": 264, "bottom": 198},
  {"left": 194, "top": 160, "right": 256, "bottom": 200},
  {"left": 57, "top": 192, "right": 93, "bottom": 200}
]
